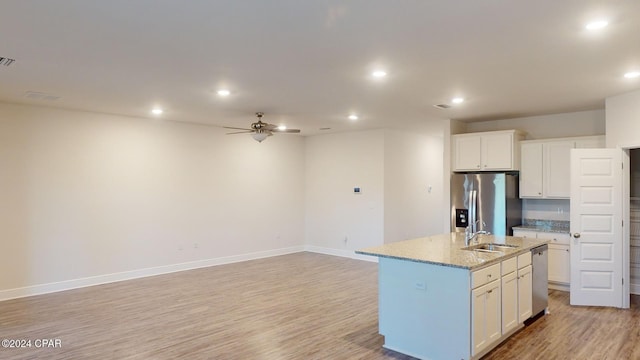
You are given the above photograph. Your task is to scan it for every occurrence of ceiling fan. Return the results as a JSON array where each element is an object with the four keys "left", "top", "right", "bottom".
[{"left": 224, "top": 112, "right": 301, "bottom": 142}]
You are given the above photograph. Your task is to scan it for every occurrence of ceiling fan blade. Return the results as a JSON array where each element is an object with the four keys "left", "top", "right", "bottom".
[
  {"left": 273, "top": 129, "right": 301, "bottom": 133},
  {"left": 226, "top": 130, "right": 255, "bottom": 135},
  {"left": 223, "top": 126, "right": 252, "bottom": 131}
]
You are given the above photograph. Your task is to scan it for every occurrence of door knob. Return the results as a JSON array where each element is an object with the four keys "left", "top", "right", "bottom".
[{"left": 573, "top": 233, "right": 581, "bottom": 239}]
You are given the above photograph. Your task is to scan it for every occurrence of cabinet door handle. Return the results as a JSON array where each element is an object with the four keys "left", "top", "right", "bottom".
[
  {"left": 566, "top": 249, "right": 570, "bottom": 252},
  {"left": 573, "top": 233, "right": 581, "bottom": 239},
  {"left": 487, "top": 289, "right": 493, "bottom": 294}
]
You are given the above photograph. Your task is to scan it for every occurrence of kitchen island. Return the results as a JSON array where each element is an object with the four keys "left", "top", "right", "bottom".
[{"left": 356, "top": 232, "right": 548, "bottom": 360}]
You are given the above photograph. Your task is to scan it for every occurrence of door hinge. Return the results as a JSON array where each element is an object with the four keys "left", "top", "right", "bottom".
[{"left": 622, "top": 278, "right": 624, "bottom": 285}]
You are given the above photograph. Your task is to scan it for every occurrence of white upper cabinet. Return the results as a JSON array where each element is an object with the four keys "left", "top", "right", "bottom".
[
  {"left": 519, "top": 136, "right": 604, "bottom": 199},
  {"left": 455, "top": 135, "right": 482, "bottom": 171},
  {"left": 520, "top": 143, "right": 543, "bottom": 197},
  {"left": 453, "top": 130, "right": 525, "bottom": 172},
  {"left": 544, "top": 140, "right": 575, "bottom": 198}
]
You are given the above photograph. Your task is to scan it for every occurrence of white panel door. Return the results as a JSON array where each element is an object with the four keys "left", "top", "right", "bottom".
[{"left": 570, "top": 149, "right": 623, "bottom": 307}]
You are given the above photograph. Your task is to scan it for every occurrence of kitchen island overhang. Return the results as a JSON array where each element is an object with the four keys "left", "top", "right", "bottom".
[{"left": 356, "top": 232, "right": 549, "bottom": 360}]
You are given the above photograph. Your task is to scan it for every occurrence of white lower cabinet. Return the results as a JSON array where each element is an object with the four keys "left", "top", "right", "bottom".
[
  {"left": 513, "top": 229, "right": 571, "bottom": 286},
  {"left": 548, "top": 244, "right": 570, "bottom": 283},
  {"left": 517, "top": 265, "right": 533, "bottom": 322},
  {"left": 472, "top": 278, "right": 501, "bottom": 356},
  {"left": 473, "top": 252, "right": 534, "bottom": 357},
  {"left": 512, "top": 230, "right": 538, "bottom": 239},
  {"left": 501, "top": 270, "right": 518, "bottom": 334}
]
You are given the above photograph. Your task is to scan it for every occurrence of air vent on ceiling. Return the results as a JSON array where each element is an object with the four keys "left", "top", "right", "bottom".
[
  {"left": 23, "top": 91, "right": 60, "bottom": 101},
  {"left": 433, "top": 104, "right": 451, "bottom": 109},
  {"left": 0, "top": 57, "right": 16, "bottom": 66}
]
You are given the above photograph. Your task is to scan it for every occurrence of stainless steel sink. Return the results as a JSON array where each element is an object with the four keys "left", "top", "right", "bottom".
[{"left": 462, "top": 243, "right": 519, "bottom": 253}]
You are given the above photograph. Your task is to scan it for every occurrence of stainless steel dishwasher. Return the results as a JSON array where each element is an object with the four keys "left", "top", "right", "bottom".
[{"left": 531, "top": 244, "right": 548, "bottom": 317}]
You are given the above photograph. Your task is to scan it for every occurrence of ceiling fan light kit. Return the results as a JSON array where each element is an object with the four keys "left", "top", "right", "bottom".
[
  {"left": 251, "top": 131, "right": 269, "bottom": 142},
  {"left": 225, "top": 112, "right": 300, "bottom": 143}
]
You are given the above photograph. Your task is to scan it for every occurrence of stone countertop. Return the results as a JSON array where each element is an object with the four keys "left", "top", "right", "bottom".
[
  {"left": 355, "top": 232, "right": 548, "bottom": 270},
  {"left": 512, "top": 225, "right": 570, "bottom": 234},
  {"left": 512, "top": 219, "right": 570, "bottom": 234}
]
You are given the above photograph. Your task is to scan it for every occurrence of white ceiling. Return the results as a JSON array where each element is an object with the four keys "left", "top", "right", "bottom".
[{"left": 1, "top": 1, "right": 639, "bottom": 136}]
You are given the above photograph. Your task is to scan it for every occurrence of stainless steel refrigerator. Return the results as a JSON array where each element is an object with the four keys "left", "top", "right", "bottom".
[{"left": 450, "top": 173, "right": 522, "bottom": 236}]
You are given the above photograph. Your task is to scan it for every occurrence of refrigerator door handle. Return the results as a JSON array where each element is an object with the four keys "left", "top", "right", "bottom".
[{"left": 469, "top": 190, "right": 477, "bottom": 233}]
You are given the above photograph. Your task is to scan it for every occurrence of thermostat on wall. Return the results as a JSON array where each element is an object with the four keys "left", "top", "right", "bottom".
[{"left": 354, "top": 187, "right": 362, "bottom": 194}]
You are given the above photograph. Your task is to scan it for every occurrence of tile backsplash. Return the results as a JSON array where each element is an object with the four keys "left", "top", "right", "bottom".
[
  {"left": 522, "top": 199, "right": 570, "bottom": 221},
  {"left": 521, "top": 218, "right": 570, "bottom": 232}
]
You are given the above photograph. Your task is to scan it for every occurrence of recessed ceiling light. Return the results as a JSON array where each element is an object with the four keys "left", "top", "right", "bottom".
[
  {"left": 151, "top": 108, "right": 163, "bottom": 115},
  {"left": 348, "top": 114, "right": 359, "bottom": 120},
  {"left": 372, "top": 70, "right": 387, "bottom": 78},
  {"left": 278, "top": 125, "right": 287, "bottom": 131},
  {"left": 217, "top": 89, "right": 230, "bottom": 96},
  {"left": 585, "top": 20, "right": 608, "bottom": 30},
  {"left": 624, "top": 71, "right": 640, "bottom": 79},
  {"left": 451, "top": 97, "right": 465, "bottom": 104}
]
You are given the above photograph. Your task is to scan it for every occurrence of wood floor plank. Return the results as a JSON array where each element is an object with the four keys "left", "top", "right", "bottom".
[{"left": 0, "top": 252, "right": 638, "bottom": 359}]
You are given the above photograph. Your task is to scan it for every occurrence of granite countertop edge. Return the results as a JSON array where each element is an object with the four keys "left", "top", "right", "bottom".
[
  {"left": 355, "top": 233, "right": 549, "bottom": 270},
  {"left": 512, "top": 225, "right": 570, "bottom": 234}
]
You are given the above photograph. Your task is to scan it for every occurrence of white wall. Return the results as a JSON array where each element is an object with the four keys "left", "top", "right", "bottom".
[
  {"left": 522, "top": 199, "right": 570, "bottom": 222},
  {"left": 0, "top": 103, "right": 305, "bottom": 295},
  {"left": 606, "top": 89, "right": 640, "bottom": 148},
  {"left": 466, "top": 109, "right": 605, "bottom": 140},
  {"left": 304, "top": 128, "right": 446, "bottom": 254},
  {"left": 305, "top": 130, "right": 385, "bottom": 253},
  {"left": 1, "top": 102, "right": 447, "bottom": 296},
  {"left": 384, "top": 130, "right": 444, "bottom": 243},
  {"left": 443, "top": 119, "right": 467, "bottom": 231}
]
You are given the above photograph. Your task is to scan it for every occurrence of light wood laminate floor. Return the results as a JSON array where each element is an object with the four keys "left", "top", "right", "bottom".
[{"left": 0, "top": 252, "right": 638, "bottom": 359}]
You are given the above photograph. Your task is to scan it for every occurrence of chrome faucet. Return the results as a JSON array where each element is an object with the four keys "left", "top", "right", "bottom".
[{"left": 465, "top": 220, "right": 490, "bottom": 245}]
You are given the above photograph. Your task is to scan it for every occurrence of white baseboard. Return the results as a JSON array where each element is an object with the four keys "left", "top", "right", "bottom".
[
  {"left": 0, "top": 246, "right": 305, "bottom": 302},
  {"left": 304, "top": 245, "right": 379, "bottom": 263},
  {"left": 548, "top": 282, "right": 570, "bottom": 292}
]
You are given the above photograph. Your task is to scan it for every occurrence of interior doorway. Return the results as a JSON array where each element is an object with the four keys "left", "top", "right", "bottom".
[{"left": 628, "top": 149, "right": 640, "bottom": 295}]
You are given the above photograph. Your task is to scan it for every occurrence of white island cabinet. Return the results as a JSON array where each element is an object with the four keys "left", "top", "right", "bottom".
[
  {"left": 357, "top": 233, "right": 546, "bottom": 360},
  {"left": 471, "top": 263, "right": 501, "bottom": 356}
]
